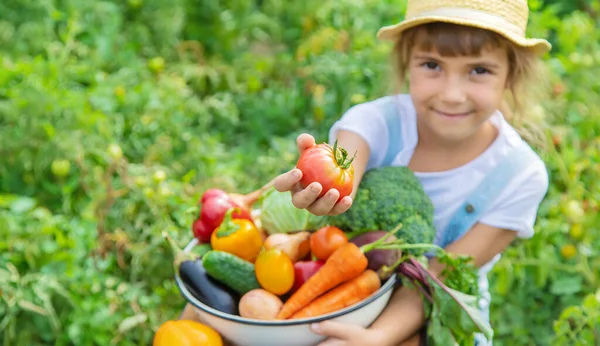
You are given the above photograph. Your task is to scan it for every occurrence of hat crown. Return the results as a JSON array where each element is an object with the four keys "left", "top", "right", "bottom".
[{"left": 406, "top": 0, "right": 529, "bottom": 36}]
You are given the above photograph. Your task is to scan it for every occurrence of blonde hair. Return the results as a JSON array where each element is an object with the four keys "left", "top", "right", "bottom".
[{"left": 389, "top": 22, "right": 549, "bottom": 148}]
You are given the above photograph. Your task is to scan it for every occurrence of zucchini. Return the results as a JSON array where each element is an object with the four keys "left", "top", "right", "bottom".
[{"left": 203, "top": 250, "right": 261, "bottom": 295}]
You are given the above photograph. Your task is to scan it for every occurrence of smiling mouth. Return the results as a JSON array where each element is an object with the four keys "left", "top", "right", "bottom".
[{"left": 434, "top": 110, "right": 473, "bottom": 118}]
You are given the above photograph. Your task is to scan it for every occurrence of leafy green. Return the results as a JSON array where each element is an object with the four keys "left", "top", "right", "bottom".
[
  {"left": 427, "top": 285, "right": 493, "bottom": 345},
  {"left": 257, "top": 187, "right": 325, "bottom": 234},
  {"left": 393, "top": 253, "right": 492, "bottom": 345}
]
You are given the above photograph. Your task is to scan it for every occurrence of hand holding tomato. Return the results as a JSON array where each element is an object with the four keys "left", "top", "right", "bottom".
[
  {"left": 273, "top": 133, "right": 354, "bottom": 216},
  {"left": 296, "top": 139, "right": 355, "bottom": 200}
]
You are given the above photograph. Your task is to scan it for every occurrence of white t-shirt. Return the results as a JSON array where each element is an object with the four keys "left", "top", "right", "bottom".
[{"left": 328, "top": 94, "right": 549, "bottom": 322}]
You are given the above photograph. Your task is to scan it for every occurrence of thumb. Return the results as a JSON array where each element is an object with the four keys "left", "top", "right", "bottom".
[
  {"left": 311, "top": 321, "right": 353, "bottom": 340},
  {"left": 297, "top": 133, "right": 316, "bottom": 154}
]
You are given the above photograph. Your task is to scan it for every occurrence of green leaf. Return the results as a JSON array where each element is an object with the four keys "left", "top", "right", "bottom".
[
  {"left": 427, "top": 316, "right": 458, "bottom": 346},
  {"left": 412, "top": 256, "right": 494, "bottom": 345},
  {"left": 431, "top": 284, "right": 494, "bottom": 341},
  {"left": 10, "top": 197, "right": 36, "bottom": 214},
  {"left": 550, "top": 275, "right": 582, "bottom": 295}
]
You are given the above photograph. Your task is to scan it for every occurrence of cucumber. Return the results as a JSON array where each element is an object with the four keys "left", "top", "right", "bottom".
[{"left": 202, "top": 250, "right": 261, "bottom": 295}]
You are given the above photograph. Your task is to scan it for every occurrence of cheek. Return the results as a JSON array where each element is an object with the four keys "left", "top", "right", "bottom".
[
  {"left": 468, "top": 81, "right": 506, "bottom": 109},
  {"left": 408, "top": 70, "right": 435, "bottom": 102}
]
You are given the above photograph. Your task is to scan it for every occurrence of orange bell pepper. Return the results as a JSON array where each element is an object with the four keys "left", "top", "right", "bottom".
[
  {"left": 153, "top": 320, "right": 223, "bottom": 346},
  {"left": 211, "top": 208, "right": 263, "bottom": 262}
]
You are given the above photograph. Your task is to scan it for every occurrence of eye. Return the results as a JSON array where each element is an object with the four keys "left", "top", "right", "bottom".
[
  {"left": 422, "top": 61, "right": 440, "bottom": 71},
  {"left": 471, "top": 67, "right": 490, "bottom": 75}
]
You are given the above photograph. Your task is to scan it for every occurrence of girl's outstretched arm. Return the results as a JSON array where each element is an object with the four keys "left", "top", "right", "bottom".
[{"left": 313, "top": 222, "right": 519, "bottom": 346}]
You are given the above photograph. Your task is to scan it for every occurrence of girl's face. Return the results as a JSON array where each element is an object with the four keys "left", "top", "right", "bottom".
[{"left": 408, "top": 45, "right": 510, "bottom": 144}]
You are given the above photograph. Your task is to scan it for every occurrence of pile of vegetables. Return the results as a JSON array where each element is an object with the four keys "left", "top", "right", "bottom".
[
  {"left": 168, "top": 204, "right": 384, "bottom": 321},
  {"left": 162, "top": 142, "right": 494, "bottom": 345}
]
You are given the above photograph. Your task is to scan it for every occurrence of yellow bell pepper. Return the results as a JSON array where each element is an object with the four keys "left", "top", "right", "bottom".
[
  {"left": 211, "top": 208, "right": 263, "bottom": 262},
  {"left": 153, "top": 320, "right": 223, "bottom": 346}
]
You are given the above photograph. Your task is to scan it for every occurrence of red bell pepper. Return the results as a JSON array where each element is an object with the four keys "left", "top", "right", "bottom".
[{"left": 291, "top": 260, "right": 325, "bottom": 293}]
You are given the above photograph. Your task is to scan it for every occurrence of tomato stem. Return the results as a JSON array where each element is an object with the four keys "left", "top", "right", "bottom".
[{"left": 332, "top": 139, "right": 356, "bottom": 170}]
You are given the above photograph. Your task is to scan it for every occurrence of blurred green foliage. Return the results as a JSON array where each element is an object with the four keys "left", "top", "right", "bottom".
[{"left": 0, "top": 0, "right": 599, "bottom": 345}]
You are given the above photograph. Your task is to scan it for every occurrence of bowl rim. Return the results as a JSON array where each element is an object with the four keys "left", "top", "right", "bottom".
[{"left": 175, "top": 237, "right": 397, "bottom": 326}]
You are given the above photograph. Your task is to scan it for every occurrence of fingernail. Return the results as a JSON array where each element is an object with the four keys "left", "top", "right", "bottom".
[
  {"left": 311, "top": 323, "right": 321, "bottom": 333},
  {"left": 292, "top": 169, "right": 301, "bottom": 179},
  {"left": 311, "top": 184, "right": 320, "bottom": 193}
]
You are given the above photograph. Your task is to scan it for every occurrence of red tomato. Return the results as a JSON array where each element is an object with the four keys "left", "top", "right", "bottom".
[
  {"left": 310, "top": 226, "right": 348, "bottom": 261},
  {"left": 296, "top": 140, "right": 354, "bottom": 201}
]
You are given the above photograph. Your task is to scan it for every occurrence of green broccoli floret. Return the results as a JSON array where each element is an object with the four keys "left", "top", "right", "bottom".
[{"left": 326, "top": 166, "right": 436, "bottom": 244}]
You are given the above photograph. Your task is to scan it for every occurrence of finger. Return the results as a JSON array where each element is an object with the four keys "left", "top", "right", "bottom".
[
  {"left": 317, "top": 338, "right": 345, "bottom": 346},
  {"left": 327, "top": 196, "right": 353, "bottom": 216},
  {"left": 297, "top": 133, "right": 316, "bottom": 154},
  {"left": 306, "top": 189, "right": 340, "bottom": 216},
  {"left": 291, "top": 182, "right": 322, "bottom": 209},
  {"left": 274, "top": 169, "right": 303, "bottom": 192},
  {"left": 311, "top": 321, "right": 354, "bottom": 340}
]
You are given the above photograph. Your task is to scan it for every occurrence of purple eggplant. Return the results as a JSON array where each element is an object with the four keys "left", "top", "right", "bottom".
[{"left": 179, "top": 259, "right": 240, "bottom": 315}]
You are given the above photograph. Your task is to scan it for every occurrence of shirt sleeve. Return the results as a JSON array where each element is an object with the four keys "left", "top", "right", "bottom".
[
  {"left": 328, "top": 101, "right": 389, "bottom": 170},
  {"left": 478, "top": 157, "right": 549, "bottom": 238}
]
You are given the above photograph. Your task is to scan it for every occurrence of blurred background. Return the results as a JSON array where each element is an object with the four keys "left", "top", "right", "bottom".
[{"left": 0, "top": 0, "right": 598, "bottom": 345}]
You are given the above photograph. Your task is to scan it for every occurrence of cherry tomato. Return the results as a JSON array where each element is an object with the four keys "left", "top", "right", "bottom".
[
  {"left": 51, "top": 160, "right": 71, "bottom": 178},
  {"left": 310, "top": 226, "right": 348, "bottom": 261},
  {"left": 254, "top": 249, "right": 295, "bottom": 296},
  {"left": 562, "top": 200, "right": 584, "bottom": 223},
  {"left": 560, "top": 244, "right": 577, "bottom": 260},
  {"left": 296, "top": 140, "right": 355, "bottom": 201},
  {"left": 569, "top": 224, "right": 584, "bottom": 240}
]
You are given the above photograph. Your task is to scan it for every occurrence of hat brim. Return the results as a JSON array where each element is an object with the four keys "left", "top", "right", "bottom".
[{"left": 377, "top": 16, "right": 552, "bottom": 56}]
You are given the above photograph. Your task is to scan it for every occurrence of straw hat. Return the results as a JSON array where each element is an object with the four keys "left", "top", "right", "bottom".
[{"left": 377, "top": 0, "right": 552, "bottom": 55}]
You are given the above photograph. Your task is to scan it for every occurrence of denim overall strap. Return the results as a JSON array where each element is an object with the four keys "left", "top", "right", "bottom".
[
  {"left": 439, "top": 142, "right": 538, "bottom": 346},
  {"left": 381, "top": 96, "right": 404, "bottom": 167},
  {"left": 438, "top": 142, "right": 538, "bottom": 249}
]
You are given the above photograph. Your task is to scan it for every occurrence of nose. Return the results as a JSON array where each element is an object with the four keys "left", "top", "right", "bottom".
[{"left": 439, "top": 75, "right": 467, "bottom": 104}]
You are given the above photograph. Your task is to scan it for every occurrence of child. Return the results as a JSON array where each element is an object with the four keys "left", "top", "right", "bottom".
[{"left": 273, "top": 0, "right": 551, "bottom": 345}]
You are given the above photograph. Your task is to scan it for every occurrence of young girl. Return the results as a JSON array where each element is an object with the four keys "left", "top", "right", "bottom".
[{"left": 273, "top": 0, "right": 551, "bottom": 345}]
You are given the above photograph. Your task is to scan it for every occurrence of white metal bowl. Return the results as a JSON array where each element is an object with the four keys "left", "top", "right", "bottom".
[{"left": 174, "top": 238, "right": 397, "bottom": 346}]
